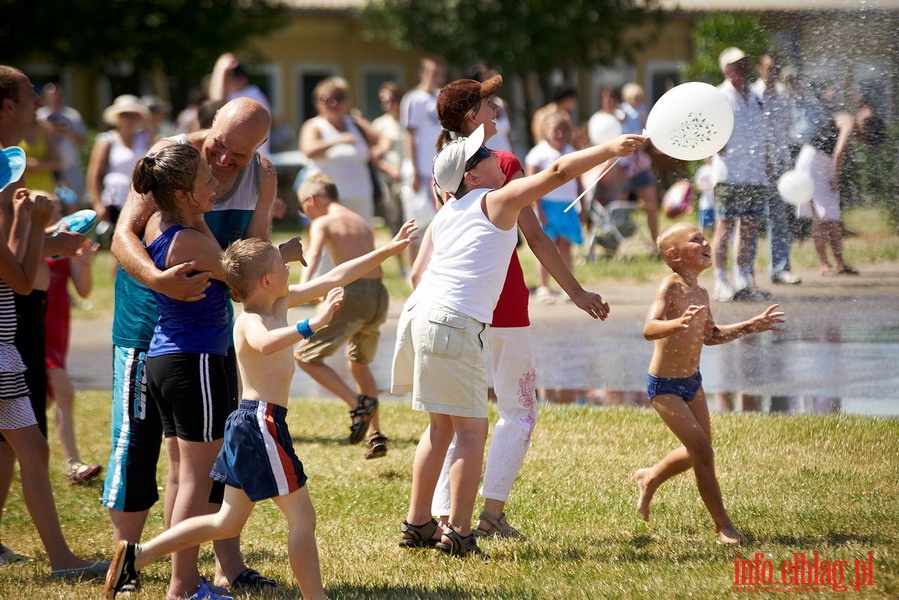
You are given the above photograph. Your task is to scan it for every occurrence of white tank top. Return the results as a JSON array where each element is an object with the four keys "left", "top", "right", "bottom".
[
  {"left": 100, "top": 130, "right": 150, "bottom": 209},
  {"left": 305, "top": 116, "right": 372, "bottom": 204},
  {"left": 416, "top": 189, "right": 518, "bottom": 323}
]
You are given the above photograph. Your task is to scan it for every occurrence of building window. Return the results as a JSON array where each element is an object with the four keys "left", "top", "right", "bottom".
[
  {"left": 360, "top": 65, "right": 404, "bottom": 120},
  {"left": 294, "top": 65, "right": 339, "bottom": 126},
  {"left": 645, "top": 61, "right": 685, "bottom": 107}
]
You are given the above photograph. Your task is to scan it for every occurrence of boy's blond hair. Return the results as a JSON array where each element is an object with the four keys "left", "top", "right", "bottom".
[
  {"left": 222, "top": 237, "right": 279, "bottom": 302},
  {"left": 656, "top": 222, "right": 693, "bottom": 268},
  {"left": 297, "top": 172, "right": 339, "bottom": 208}
]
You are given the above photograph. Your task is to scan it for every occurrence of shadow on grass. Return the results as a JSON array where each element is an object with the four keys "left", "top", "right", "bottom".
[
  {"left": 291, "top": 433, "right": 421, "bottom": 448},
  {"left": 764, "top": 532, "right": 883, "bottom": 546},
  {"left": 324, "top": 585, "right": 483, "bottom": 599}
]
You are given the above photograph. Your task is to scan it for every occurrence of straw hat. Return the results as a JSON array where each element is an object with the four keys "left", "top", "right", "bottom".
[{"left": 102, "top": 94, "right": 150, "bottom": 126}]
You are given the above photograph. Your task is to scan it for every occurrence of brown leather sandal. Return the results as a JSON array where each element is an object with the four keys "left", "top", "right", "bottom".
[
  {"left": 399, "top": 518, "right": 440, "bottom": 548},
  {"left": 348, "top": 394, "right": 378, "bottom": 444},
  {"left": 473, "top": 511, "right": 526, "bottom": 539},
  {"left": 435, "top": 526, "right": 487, "bottom": 559}
]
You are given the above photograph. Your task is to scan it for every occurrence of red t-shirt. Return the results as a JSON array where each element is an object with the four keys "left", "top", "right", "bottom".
[{"left": 490, "top": 150, "right": 530, "bottom": 328}]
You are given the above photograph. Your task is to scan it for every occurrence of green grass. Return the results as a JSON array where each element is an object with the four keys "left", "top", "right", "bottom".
[{"left": 0, "top": 393, "right": 896, "bottom": 598}]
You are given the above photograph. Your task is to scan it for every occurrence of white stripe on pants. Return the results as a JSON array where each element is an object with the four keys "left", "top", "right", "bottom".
[{"left": 431, "top": 326, "right": 537, "bottom": 515}]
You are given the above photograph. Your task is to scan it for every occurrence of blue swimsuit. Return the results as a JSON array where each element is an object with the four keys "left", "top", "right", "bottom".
[{"left": 647, "top": 371, "right": 703, "bottom": 403}]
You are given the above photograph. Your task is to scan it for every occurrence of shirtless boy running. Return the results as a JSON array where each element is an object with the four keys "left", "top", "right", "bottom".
[{"left": 636, "top": 222, "right": 784, "bottom": 544}]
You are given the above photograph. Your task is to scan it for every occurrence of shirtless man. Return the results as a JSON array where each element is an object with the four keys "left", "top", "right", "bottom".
[{"left": 293, "top": 173, "right": 390, "bottom": 458}]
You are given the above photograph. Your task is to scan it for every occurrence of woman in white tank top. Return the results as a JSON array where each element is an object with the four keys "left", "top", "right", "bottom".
[{"left": 298, "top": 77, "right": 390, "bottom": 224}]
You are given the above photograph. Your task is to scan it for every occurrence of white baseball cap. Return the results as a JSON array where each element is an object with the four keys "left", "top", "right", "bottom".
[
  {"left": 432, "top": 124, "right": 486, "bottom": 196},
  {"left": 718, "top": 47, "right": 748, "bottom": 74}
]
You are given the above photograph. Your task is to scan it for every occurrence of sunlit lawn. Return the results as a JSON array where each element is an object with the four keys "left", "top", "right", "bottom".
[{"left": 0, "top": 394, "right": 896, "bottom": 598}]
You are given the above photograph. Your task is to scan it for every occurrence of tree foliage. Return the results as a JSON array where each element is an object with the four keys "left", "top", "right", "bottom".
[
  {"left": 0, "top": 0, "right": 284, "bottom": 83},
  {"left": 359, "top": 0, "right": 663, "bottom": 79},
  {"left": 683, "top": 13, "right": 771, "bottom": 84}
]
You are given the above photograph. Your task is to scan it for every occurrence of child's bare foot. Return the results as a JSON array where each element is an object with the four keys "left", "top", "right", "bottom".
[
  {"left": 635, "top": 468, "right": 655, "bottom": 522},
  {"left": 716, "top": 524, "right": 747, "bottom": 545}
]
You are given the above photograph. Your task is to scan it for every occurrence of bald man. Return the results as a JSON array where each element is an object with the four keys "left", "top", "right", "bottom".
[{"left": 104, "top": 97, "right": 280, "bottom": 594}]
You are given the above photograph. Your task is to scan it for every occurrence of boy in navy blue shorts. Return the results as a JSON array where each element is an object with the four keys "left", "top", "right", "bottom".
[
  {"left": 105, "top": 222, "right": 418, "bottom": 600},
  {"left": 636, "top": 222, "right": 784, "bottom": 545}
]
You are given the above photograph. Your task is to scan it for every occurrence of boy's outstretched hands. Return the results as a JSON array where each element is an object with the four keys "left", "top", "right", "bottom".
[
  {"left": 385, "top": 219, "right": 420, "bottom": 255},
  {"left": 310, "top": 287, "right": 344, "bottom": 330},
  {"left": 609, "top": 134, "right": 647, "bottom": 158},
  {"left": 745, "top": 304, "right": 786, "bottom": 334}
]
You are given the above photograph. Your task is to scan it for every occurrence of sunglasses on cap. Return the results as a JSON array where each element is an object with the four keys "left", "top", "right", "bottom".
[{"left": 465, "top": 146, "right": 491, "bottom": 172}]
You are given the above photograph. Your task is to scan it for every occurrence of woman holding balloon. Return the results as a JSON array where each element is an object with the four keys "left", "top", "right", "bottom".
[{"left": 413, "top": 75, "right": 611, "bottom": 541}]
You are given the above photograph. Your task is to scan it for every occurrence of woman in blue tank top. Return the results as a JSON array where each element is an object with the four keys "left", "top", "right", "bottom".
[{"left": 131, "top": 145, "right": 235, "bottom": 600}]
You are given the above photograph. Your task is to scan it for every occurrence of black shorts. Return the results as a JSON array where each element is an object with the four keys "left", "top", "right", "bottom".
[{"left": 146, "top": 353, "right": 232, "bottom": 442}]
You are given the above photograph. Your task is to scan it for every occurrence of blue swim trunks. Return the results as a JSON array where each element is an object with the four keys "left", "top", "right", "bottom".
[
  {"left": 211, "top": 400, "right": 307, "bottom": 502},
  {"left": 646, "top": 371, "right": 703, "bottom": 403}
]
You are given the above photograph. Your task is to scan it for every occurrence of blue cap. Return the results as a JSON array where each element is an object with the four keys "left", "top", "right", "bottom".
[{"left": 0, "top": 146, "right": 26, "bottom": 192}]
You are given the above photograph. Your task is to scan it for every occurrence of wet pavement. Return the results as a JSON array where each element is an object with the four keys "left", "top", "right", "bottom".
[{"left": 68, "top": 261, "right": 899, "bottom": 417}]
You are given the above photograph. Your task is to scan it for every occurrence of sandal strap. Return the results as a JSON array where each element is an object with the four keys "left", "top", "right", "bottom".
[
  {"left": 476, "top": 511, "right": 525, "bottom": 539},
  {"left": 437, "top": 526, "right": 483, "bottom": 557},
  {"left": 400, "top": 518, "right": 439, "bottom": 543}
]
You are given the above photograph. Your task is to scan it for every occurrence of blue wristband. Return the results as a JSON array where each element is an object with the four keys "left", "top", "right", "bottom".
[{"left": 296, "top": 318, "right": 315, "bottom": 339}]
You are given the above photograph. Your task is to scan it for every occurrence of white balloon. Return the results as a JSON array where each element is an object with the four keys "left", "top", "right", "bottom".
[
  {"left": 588, "top": 112, "right": 623, "bottom": 146},
  {"left": 645, "top": 82, "right": 734, "bottom": 161},
  {"left": 777, "top": 169, "right": 814, "bottom": 206}
]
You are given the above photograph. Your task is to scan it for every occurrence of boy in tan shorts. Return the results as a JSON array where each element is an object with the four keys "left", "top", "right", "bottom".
[{"left": 294, "top": 173, "right": 391, "bottom": 458}]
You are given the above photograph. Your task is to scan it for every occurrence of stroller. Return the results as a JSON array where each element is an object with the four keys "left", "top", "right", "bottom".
[{"left": 584, "top": 199, "right": 640, "bottom": 261}]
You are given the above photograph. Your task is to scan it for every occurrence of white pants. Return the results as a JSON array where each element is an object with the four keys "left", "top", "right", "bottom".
[{"left": 431, "top": 327, "right": 538, "bottom": 515}]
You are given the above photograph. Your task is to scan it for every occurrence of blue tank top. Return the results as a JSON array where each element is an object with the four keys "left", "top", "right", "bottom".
[{"left": 146, "top": 225, "right": 230, "bottom": 357}]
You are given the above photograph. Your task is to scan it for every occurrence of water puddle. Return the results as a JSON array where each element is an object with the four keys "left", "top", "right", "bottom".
[{"left": 535, "top": 388, "right": 897, "bottom": 418}]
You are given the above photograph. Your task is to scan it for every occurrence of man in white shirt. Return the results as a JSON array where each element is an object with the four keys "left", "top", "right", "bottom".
[
  {"left": 209, "top": 52, "right": 272, "bottom": 155},
  {"left": 710, "top": 47, "right": 772, "bottom": 302},
  {"left": 751, "top": 53, "right": 801, "bottom": 286},
  {"left": 399, "top": 54, "right": 446, "bottom": 260},
  {"left": 37, "top": 83, "right": 87, "bottom": 207}
]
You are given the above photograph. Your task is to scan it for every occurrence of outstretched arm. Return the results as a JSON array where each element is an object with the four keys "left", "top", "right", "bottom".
[
  {"left": 240, "top": 288, "right": 343, "bottom": 356},
  {"left": 519, "top": 208, "right": 609, "bottom": 319},
  {"left": 704, "top": 304, "right": 785, "bottom": 345},
  {"left": 486, "top": 134, "right": 644, "bottom": 230},
  {"left": 209, "top": 52, "right": 238, "bottom": 101},
  {"left": 287, "top": 220, "right": 418, "bottom": 306},
  {"left": 243, "top": 156, "right": 277, "bottom": 241}
]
